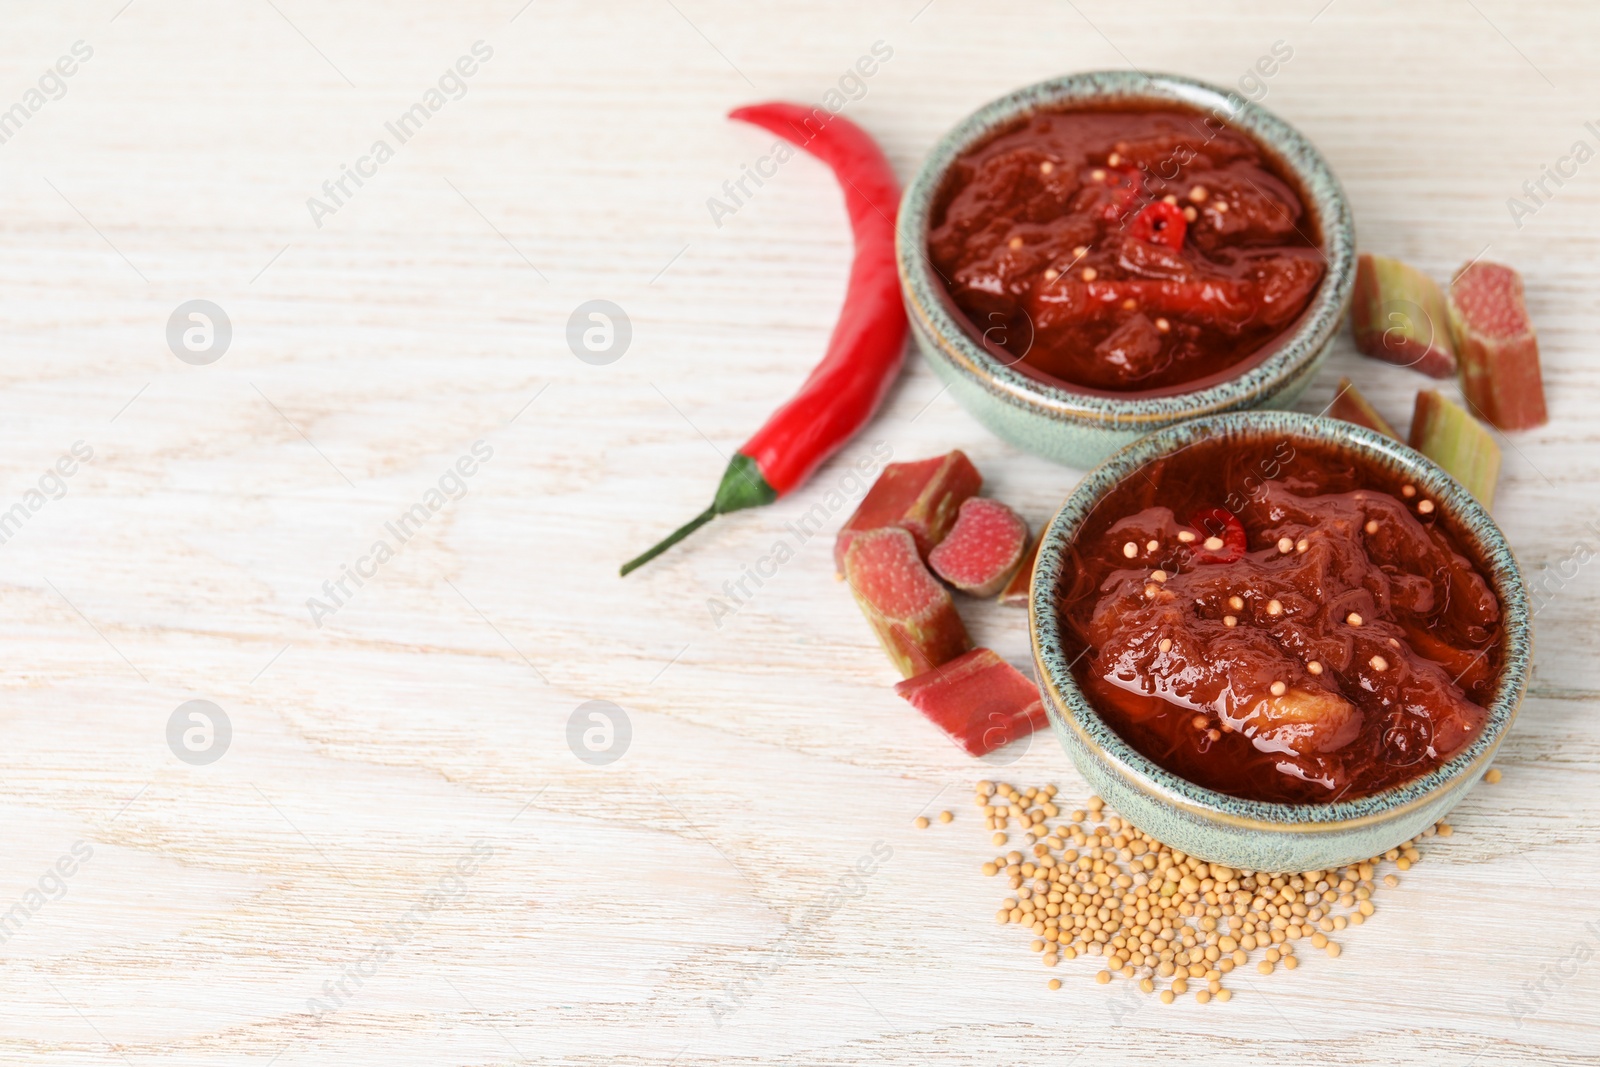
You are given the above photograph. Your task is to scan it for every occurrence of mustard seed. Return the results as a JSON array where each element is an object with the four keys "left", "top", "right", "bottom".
[
  {"left": 1485, "top": 768, "right": 1502, "bottom": 784},
  {"left": 915, "top": 816, "right": 930, "bottom": 829},
  {"left": 940, "top": 810, "right": 953, "bottom": 823}
]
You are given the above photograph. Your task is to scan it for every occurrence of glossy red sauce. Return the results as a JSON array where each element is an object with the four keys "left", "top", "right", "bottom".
[
  {"left": 1056, "top": 436, "right": 1502, "bottom": 804},
  {"left": 929, "top": 106, "right": 1325, "bottom": 393}
]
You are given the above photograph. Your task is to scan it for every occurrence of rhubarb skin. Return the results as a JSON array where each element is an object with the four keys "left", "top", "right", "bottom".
[
  {"left": 1410, "top": 390, "right": 1501, "bottom": 509},
  {"left": 894, "top": 648, "right": 1050, "bottom": 757},
  {"left": 997, "top": 534, "right": 1041, "bottom": 607},
  {"left": 1327, "top": 376, "right": 1400, "bottom": 439},
  {"left": 928, "top": 497, "right": 1030, "bottom": 598},
  {"left": 1447, "top": 260, "right": 1548, "bottom": 431},
  {"left": 1350, "top": 253, "right": 1457, "bottom": 378},
  {"left": 843, "top": 526, "right": 973, "bottom": 678},
  {"left": 834, "top": 451, "right": 982, "bottom": 573}
]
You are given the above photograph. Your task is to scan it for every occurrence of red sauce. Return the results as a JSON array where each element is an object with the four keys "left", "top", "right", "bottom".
[
  {"left": 929, "top": 106, "right": 1325, "bottom": 393},
  {"left": 1056, "top": 436, "right": 1502, "bottom": 804}
]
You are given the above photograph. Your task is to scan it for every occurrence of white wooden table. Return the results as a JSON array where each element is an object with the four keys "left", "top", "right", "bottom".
[{"left": 2, "top": 1, "right": 1596, "bottom": 1063}]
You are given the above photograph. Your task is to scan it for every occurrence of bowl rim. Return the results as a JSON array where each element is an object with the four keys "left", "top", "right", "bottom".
[
  {"left": 1028, "top": 411, "right": 1531, "bottom": 830},
  {"left": 898, "top": 70, "right": 1356, "bottom": 426}
]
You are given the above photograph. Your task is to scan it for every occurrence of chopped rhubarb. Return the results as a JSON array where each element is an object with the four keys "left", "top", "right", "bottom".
[
  {"left": 1350, "top": 253, "right": 1457, "bottom": 378},
  {"left": 843, "top": 526, "right": 972, "bottom": 678},
  {"left": 1327, "top": 376, "right": 1400, "bottom": 439},
  {"left": 1409, "top": 390, "right": 1501, "bottom": 509},
  {"left": 834, "top": 451, "right": 982, "bottom": 573},
  {"left": 894, "top": 648, "right": 1050, "bottom": 757},
  {"left": 928, "top": 497, "right": 1031, "bottom": 598},
  {"left": 997, "top": 534, "right": 1041, "bottom": 607},
  {"left": 1447, "top": 260, "right": 1548, "bottom": 431}
]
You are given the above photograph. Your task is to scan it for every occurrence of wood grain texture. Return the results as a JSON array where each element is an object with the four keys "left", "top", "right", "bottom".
[{"left": 1, "top": 0, "right": 1597, "bottom": 1063}]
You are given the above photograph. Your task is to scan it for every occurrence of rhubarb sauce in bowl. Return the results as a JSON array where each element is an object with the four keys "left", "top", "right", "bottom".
[
  {"left": 1029, "top": 412, "right": 1530, "bottom": 872},
  {"left": 899, "top": 72, "right": 1355, "bottom": 468}
]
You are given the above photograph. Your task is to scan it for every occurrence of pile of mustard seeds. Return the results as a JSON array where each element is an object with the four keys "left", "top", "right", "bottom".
[{"left": 974, "top": 780, "right": 1457, "bottom": 1003}]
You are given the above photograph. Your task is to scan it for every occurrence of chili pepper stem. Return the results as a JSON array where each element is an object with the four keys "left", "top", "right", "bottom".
[
  {"left": 619, "top": 505, "right": 717, "bottom": 576},
  {"left": 620, "top": 452, "right": 777, "bottom": 576}
]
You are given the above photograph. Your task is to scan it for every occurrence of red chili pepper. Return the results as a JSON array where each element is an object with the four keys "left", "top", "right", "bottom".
[
  {"left": 1188, "top": 507, "right": 1247, "bottom": 564},
  {"left": 620, "top": 103, "right": 906, "bottom": 576},
  {"left": 1128, "top": 200, "right": 1187, "bottom": 251}
]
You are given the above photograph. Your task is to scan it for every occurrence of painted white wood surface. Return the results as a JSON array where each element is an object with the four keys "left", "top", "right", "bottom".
[{"left": 0, "top": 0, "right": 1596, "bottom": 1063}]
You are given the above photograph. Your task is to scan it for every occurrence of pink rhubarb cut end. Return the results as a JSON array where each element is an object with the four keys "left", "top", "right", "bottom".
[
  {"left": 1448, "top": 260, "right": 1548, "bottom": 432},
  {"left": 843, "top": 526, "right": 972, "bottom": 679},
  {"left": 929, "top": 496, "right": 1030, "bottom": 598},
  {"left": 894, "top": 648, "right": 1050, "bottom": 757},
  {"left": 834, "top": 450, "right": 982, "bottom": 573}
]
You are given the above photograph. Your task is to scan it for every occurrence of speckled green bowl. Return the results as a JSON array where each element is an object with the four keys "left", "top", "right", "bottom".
[
  {"left": 898, "top": 71, "right": 1356, "bottom": 469},
  {"left": 1029, "top": 412, "right": 1530, "bottom": 873}
]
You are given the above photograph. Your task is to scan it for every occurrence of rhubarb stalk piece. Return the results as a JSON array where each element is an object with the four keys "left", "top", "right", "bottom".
[
  {"left": 1447, "top": 260, "right": 1548, "bottom": 431},
  {"left": 1327, "top": 377, "right": 1400, "bottom": 439},
  {"left": 1410, "top": 390, "right": 1501, "bottom": 509},
  {"left": 894, "top": 648, "right": 1050, "bottom": 757},
  {"left": 928, "top": 497, "right": 1030, "bottom": 598},
  {"left": 1350, "top": 253, "right": 1457, "bottom": 378},
  {"left": 997, "top": 535, "right": 1040, "bottom": 607},
  {"left": 833, "top": 450, "right": 982, "bottom": 573},
  {"left": 843, "top": 526, "right": 972, "bottom": 678}
]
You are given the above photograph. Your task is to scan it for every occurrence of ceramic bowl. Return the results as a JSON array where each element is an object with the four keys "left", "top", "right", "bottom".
[
  {"left": 898, "top": 71, "right": 1356, "bottom": 469},
  {"left": 1028, "top": 411, "right": 1531, "bottom": 872}
]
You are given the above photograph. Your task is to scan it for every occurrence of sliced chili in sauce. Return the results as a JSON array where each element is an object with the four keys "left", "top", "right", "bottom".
[
  {"left": 1055, "top": 436, "right": 1502, "bottom": 804},
  {"left": 929, "top": 106, "right": 1324, "bottom": 393}
]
